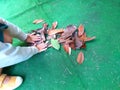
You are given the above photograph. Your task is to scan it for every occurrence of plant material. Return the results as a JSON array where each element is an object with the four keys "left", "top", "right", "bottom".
[
  {"left": 29, "top": 20, "right": 96, "bottom": 65},
  {"left": 77, "top": 52, "right": 84, "bottom": 64},
  {"left": 51, "top": 39, "right": 60, "bottom": 50},
  {"left": 79, "top": 33, "right": 96, "bottom": 42},
  {"left": 47, "top": 35, "right": 56, "bottom": 40},
  {"left": 63, "top": 44, "right": 71, "bottom": 55},
  {"left": 33, "top": 19, "right": 44, "bottom": 24},
  {"left": 69, "top": 41, "right": 76, "bottom": 50},
  {"left": 51, "top": 21, "right": 58, "bottom": 29},
  {"left": 78, "top": 24, "right": 84, "bottom": 36},
  {"left": 74, "top": 32, "right": 83, "bottom": 49},
  {"left": 61, "top": 25, "right": 77, "bottom": 39},
  {"left": 79, "top": 33, "right": 86, "bottom": 41},
  {"left": 84, "top": 36, "right": 96, "bottom": 42},
  {"left": 57, "top": 38, "right": 66, "bottom": 43},
  {"left": 48, "top": 29, "right": 64, "bottom": 35},
  {"left": 81, "top": 42, "right": 86, "bottom": 48}
]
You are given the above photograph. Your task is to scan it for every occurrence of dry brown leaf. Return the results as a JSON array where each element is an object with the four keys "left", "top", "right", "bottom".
[
  {"left": 78, "top": 24, "right": 84, "bottom": 36},
  {"left": 69, "top": 40, "right": 76, "bottom": 50},
  {"left": 51, "top": 21, "right": 58, "bottom": 29},
  {"left": 74, "top": 32, "right": 83, "bottom": 49},
  {"left": 81, "top": 42, "right": 86, "bottom": 48},
  {"left": 61, "top": 25, "right": 77, "bottom": 39},
  {"left": 48, "top": 29, "right": 64, "bottom": 35},
  {"left": 79, "top": 33, "right": 96, "bottom": 42},
  {"left": 84, "top": 36, "right": 96, "bottom": 42},
  {"left": 33, "top": 19, "right": 44, "bottom": 24},
  {"left": 63, "top": 44, "right": 71, "bottom": 55},
  {"left": 79, "top": 33, "right": 86, "bottom": 41},
  {"left": 77, "top": 52, "right": 84, "bottom": 64}
]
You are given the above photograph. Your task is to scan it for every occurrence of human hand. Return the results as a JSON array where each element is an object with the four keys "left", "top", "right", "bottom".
[
  {"left": 35, "top": 42, "right": 48, "bottom": 52},
  {"left": 26, "top": 33, "right": 41, "bottom": 43}
]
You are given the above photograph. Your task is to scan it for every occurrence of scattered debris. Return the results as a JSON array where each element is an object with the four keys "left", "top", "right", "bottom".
[{"left": 28, "top": 19, "right": 96, "bottom": 64}]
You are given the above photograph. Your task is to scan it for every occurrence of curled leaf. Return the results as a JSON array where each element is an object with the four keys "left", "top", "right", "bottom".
[
  {"left": 78, "top": 24, "right": 84, "bottom": 36},
  {"left": 51, "top": 39, "right": 60, "bottom": 50},
  {"left": 52, "top": 21, "right": 58, "bottom": 29},
  {"left": 77, "top": 52, "right": 84, "bottom": 64},
  {"left": 33, "top": 19, "right": 44, "bottom": 24}
]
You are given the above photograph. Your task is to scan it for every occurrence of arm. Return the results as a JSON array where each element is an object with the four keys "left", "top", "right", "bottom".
[
  {"left": 0, "top": 18, "right": 27, "bottom": 41},
  {"left": 0, "top": 41, "right": 39, "bottom": 68},
  {"left": 0, "top": 41, "right": 48, "bottom": 68}
]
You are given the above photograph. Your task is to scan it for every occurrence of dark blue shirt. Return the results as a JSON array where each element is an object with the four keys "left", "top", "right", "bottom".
[
  {"left": 0, "top": 31, "right": 4, "bottom": 42},
  {"left": 0, "top": 23, "right": 8, "bottom": 42}
]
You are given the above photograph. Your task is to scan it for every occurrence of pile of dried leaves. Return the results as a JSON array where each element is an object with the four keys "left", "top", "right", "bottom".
[{"left": 28, "top": 19, "right": 96, "bottom": 64}]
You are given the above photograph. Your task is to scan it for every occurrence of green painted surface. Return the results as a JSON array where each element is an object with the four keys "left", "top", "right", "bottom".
[{"left": 0, "top": 0, "right": 120, "bottom": 90}]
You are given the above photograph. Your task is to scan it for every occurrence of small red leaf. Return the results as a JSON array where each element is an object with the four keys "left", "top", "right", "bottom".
[
  {"left": 78, "top": 24, "right": 84, "bottom": 36},
  {"left": 77, "top": 52, "right": 84, "bottom": 64},
  {"left": 63, "top": 44, "right": 71, "bottom": 55},
  {"left": 52, "top": 21, "right": 58, "bottom": 29},
  {"left": 69, "top": 41, "right": 76, "bottom": 50},
  {"left": 33, "top": 19, "right": 44, "bottom": 24},
  {"left": 81, "top": 42, "right": 86, "bottom": 48},
  {"left": 79, "top": 33, "right": 86, "bottom": 41},
  {"left": 84, "top": 36, "right": 96, "bottom": 42}
]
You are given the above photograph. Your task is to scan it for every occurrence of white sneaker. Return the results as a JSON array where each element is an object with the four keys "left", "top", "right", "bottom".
[
  {"left": 12, "top": 76, "right": 23, "bottom": 90},
  {"left": 0, "top": 75, "right": 23, "bottom": 90}
]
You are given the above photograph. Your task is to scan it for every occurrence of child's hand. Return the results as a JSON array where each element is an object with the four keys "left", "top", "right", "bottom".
[
  {"left": 26, "top": 33, "right": 41, "bottom": 43},
  {"left": 36, "top": 43, "right": 48, "bottom": 52}
]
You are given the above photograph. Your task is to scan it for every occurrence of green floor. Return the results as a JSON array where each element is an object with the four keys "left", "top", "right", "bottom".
[{"left": 0, "top": 0, "right": 120, "bottom": 90}]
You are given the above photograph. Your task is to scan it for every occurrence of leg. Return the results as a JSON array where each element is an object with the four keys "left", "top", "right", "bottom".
[
  {"left": 0, "top": 30, "right": 23, "bottom": 90},
  {"left": 0, "top": 68, "right": 2, "bottom": 75},
  {"left": 3, "top": 29, "right": 13, "bottom": 43}
]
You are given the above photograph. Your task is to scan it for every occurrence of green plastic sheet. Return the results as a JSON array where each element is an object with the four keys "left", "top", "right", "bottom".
[{"left": 0, "top": 0, "right": 120, "bottom": 90}]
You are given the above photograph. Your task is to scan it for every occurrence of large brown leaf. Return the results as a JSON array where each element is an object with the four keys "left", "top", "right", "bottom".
[
  {"left": 48, "top": 29, "right": 64, "bottom": 35},
  {"left": 61, "top": 25, "right": 77, "bottom": 39}
]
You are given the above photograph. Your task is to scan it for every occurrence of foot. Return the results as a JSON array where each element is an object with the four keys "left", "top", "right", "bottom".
[{"left": 0, "top": 74, "right": 23, "bottom": 90}]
